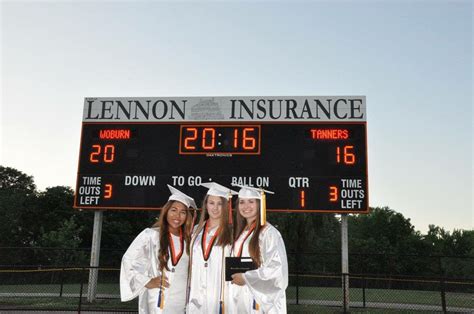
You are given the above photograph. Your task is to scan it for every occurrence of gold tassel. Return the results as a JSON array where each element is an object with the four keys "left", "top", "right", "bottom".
[
  {"left": 228, "top": 192, "right": 233, "bottom": 225},
  {"left": 158, "top": 274, "right": 165, "bottom": 309},
  {"left": 260, "top": 190, "right": 266, "bottom": 226}
]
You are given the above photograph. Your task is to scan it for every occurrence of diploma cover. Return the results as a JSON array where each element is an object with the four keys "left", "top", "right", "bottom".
[{"left": 225, "top": 257, "right": 257, "bottom": 281}]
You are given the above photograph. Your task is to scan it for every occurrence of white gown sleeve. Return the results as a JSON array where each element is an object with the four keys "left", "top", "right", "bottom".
[
  {"left": 242, "top": 225, "right": 288, "bottom": 313},
  {"left": 120, "top": 228, "right": 158, "bottom": 302}
]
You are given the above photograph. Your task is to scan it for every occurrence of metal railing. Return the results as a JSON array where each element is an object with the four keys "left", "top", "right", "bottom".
[
  {"left": 0, "top": 266, "right": 472, "bottom": 313},
  {"left": 0, "top": 247, "right": 473, "bottom": 313}
]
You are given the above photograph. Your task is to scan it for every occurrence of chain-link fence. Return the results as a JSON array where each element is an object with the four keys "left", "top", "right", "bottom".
[{"left": 0, "top": 248, "right": 472, "bottom": 313}]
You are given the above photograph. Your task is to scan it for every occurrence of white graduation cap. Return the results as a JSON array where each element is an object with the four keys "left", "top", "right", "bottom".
[
  {"left": 232, "top": 184, "right": 274, "bottom": 226},
  {"left": 167, "top": 184, "right": 197, "bottom": 209},
  {"left": 201, "top": 182, "right": 238, "bottom": 198},
  {"left": 201, "top": 182, "right": 238, "bottom": 224}
]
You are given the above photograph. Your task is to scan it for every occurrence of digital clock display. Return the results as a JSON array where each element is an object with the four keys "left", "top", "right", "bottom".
[
  {"left": 179, "top": 125, "right": 261, "bottom": 155},
  {"left": 74, "top": 96, "right": 368, "bottom": 213}
]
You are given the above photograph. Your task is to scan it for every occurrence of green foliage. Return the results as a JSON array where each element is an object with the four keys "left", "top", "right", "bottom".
[
  {"left": 0, "top": 166, "right": 37, "bottom": 247},
  {"left": 37, "top": 216, "right": 87, "bottom": 265},
  {"left": 0, "top": 166, "right": 36, "bottom": 194}
]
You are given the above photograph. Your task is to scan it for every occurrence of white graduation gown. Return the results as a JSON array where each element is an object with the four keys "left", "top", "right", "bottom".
[
  {"left": 229, "top": 223, "right": 288, "bottom": 314},
  {"left": 120, "top": 227, "right": 189, "bottom": 314},
  {"left": 187, "top": 224, "right": 229, "bottom": 314}
]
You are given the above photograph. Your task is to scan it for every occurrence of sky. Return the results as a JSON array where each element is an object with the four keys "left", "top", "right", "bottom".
[{"left": 1, "top": 0, "right": 472, "bottom": 233}]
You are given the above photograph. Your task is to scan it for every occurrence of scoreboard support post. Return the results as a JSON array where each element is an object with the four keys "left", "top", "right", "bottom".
[
  {"left": 87, "top": 210, "right": 103, "bottom": 302},
  {"left": 341, "top": 214, "right": 350, "bottom": 311}
]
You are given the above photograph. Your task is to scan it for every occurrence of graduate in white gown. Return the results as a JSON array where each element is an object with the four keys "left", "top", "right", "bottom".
[
  {"left": 229, "top": 185, "right": 288, "bottom": 314},
  {"left": 120, "top": 185, "right": 197, "bottom": 314},
  {"left": 187, "top": 182, "right": 237, "bottom": 314}
]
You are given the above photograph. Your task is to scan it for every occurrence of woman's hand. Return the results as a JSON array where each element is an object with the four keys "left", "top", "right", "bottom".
[
  {"left": 145, "top": 275, "right": 169, "bottom": 289},
  {"left": 231, "top": 273, "right": 246, "bottom": 286}
]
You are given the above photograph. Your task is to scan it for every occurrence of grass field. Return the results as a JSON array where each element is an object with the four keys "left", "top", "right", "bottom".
[{"left": 0, "top": 284, "right": 472, "bottom": 312}]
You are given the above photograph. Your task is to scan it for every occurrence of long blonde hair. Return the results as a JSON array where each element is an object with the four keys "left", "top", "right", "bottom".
[{"left": 152, "top": 200, "right": 193, "bottom": 271}]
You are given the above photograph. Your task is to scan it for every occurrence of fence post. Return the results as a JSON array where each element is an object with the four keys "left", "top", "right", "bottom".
[
  {"left": 440, "top": 276, "right": 447, "bottom": 313},
  {"left": 362, "top": 254, "right": 367, "bottom": 308},
  {"left": 438, "top": 256, "right": 447, "bottom": 313},
  {"left": 59, "top": 267, "right": 64, "bottom": 297},
  {"left": 78, "top": 268, "right": 84, "bottom": 314},
  {"left": 362, "top": 272, "right": 366, "bottom": 308},
  {"left": 296, "top": 251, "right": 300, "bottom": 305}
]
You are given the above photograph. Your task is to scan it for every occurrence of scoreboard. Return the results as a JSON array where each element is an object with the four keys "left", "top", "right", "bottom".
[{"left": 73, "top": 96, "right": 368, "bottom": 213}]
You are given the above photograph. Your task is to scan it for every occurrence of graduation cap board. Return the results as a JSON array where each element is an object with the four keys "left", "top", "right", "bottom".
[
  {"left": 167, "top": 184, "right": 197, "bottom": 209},
  {"left": 201, "top": 182, "right": 238, "bottom": 198}
]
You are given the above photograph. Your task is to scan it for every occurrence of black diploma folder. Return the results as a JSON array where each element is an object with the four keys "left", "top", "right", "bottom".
[{"left": 225, "top": 257, "right": 257, "bottom": 281}]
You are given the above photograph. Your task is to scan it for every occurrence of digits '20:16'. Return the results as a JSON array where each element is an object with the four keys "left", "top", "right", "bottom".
[{"left": 182, "top": 127, "right": 257, "bottom": 151}]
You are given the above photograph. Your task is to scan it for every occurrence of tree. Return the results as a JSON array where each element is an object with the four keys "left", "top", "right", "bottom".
[
  {"left": 37, "top": 216, "right": 87, "bottom": 266},
  {"left": 348, "top": 207, "right": 425, "bottom": 276},
  {"left": 21, "top": 186, "right": 76, "bottom": 247},
  {"left": 0, "top": 166, "right": 37, "bottom": 248},
  {"left": 0, "top": 166, "right": 36, "bottom": 194},
  {"left": 422, "top": 226, "right": 474, "bottom": 278}
]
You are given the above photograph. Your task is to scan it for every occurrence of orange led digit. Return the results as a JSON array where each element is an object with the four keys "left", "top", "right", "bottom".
[
  {"left": 202, "top": 128, "right": 216, "bottom": 150},
  {"left": 344, "top": 145, "right": 355, "bottom": 164},
  {"left": 329, "top": 186, "right": 338, "bottom": 202},
  {"left": 300, "top": 190, "right": 305, "bottom": 208},
  {"left": 104, "top": 184, "right": 113, "bottom": 199},
  {"left": 242, "top": 128, "right": 256, "bottom": 150},
  {"left": 103, "top": 145, "right": 115, "bottom": 163},
  {"left": 184, "top": 128, "right": 198, "bottom": 150},
  {"left": 90, "top": 145, "right": 101, "bottom": 163},
  {"left": 233, "top": 129, "right": 238, "bottom": 148}
]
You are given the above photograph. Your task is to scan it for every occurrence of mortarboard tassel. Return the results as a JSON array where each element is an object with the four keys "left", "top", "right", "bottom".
[
  {"left": 260, "top": 190, "right": 266, "bottom": 226},
  {"left": 228, "top": 192, "right": 233, "bottom": 225},
  {"left": 253, "top": 299, "right": 260, "bottom": 310},
  {"left": 157, "top": 275, "right": 165, "bottom": 309},
  {"left": 158, "top": 288, "right": 164, "bottom": 309}
]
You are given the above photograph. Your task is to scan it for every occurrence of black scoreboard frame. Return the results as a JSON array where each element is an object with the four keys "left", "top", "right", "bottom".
[{"left": 73, "top": 96, "right": 369, "bottom": 214}]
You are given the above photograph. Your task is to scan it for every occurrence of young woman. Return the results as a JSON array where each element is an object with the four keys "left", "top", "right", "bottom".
[
  {"left": 187, "top": 182, "right": 237, "bottom": 313},
  {"left": 120, "top": 185, "right": 197, "bottom": 314},
  {"left": 229, "top": 185, "right": 288, "bottom": 314}
]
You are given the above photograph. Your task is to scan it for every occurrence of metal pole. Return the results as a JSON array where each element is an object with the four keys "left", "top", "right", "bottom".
[
  {"left": 59, "top": 267, "right": 64, "bottom": 297},
  {"left": 87, "top": 210, "right": 103, "bottom": 302},
  {"left": 341, "top": 214, "right": 349, "bottom": 311},
  {"left": 439, "top": 256, "right": 447, "bottom": 313},
  {"left": 296, "top": 251, "right": 300, "bottom": 305}
]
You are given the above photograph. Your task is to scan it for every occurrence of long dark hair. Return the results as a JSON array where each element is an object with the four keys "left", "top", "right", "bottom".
[
  {"left": 152, "top": 200, "right": 193, "bottom": 271},
  {"left": 234, "top": 198, "right": 263, "bottom": 267},
  {"left": 195, "top": 194, "right": 233, "bottom": 246}
]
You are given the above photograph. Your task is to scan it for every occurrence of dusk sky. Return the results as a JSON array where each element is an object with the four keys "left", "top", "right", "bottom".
[{"left": 1, "top": 0, "right": 472, "bottom": 232}]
